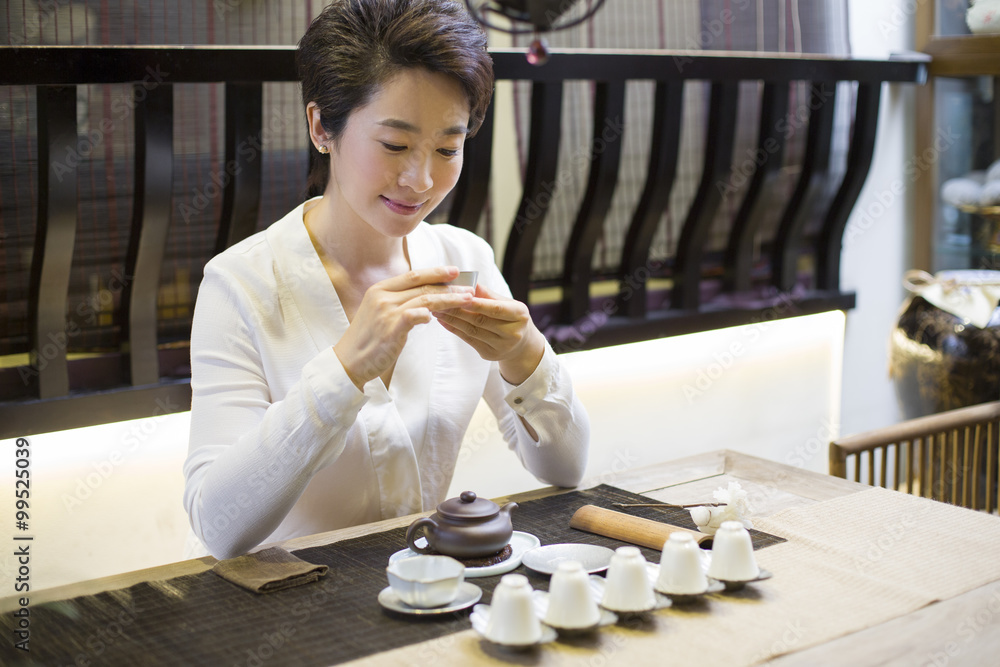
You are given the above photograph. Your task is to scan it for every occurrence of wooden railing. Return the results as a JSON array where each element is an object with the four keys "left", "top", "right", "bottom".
[
  {"left": 0, "top": 46, "right": 927, "bottom": 437},
  {"left": 830, "top": 401, "right": 1000, "bottom": 512}
]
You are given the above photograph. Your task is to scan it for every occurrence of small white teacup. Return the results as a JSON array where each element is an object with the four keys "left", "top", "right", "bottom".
[
  {"left": 386, "top": 555, "right": 465, "bottom": 608},
  {"left": 487, "top": 574, "right": 542, "bottom": 645},
  {"left": 657, "top": 532, "right": 709, "bottom": 595},
  {"left": 545, "top": 561, "right": 601, "bottom": 629},
  {"left": 601, "top": 546, "right": 656, "bottom": 612},
  {"left": 450, "top": 271, "right": 478, "bottom": 288},
  {"left": 707, "top": 521, "right": 760, "bottom": 582}
]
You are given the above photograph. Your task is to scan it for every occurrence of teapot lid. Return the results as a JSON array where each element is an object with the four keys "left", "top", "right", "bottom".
[{"left": 437, "top": 491, "right": 498, "bottom": 520}]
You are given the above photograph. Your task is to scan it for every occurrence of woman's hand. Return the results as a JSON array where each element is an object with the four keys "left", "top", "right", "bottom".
[
  {"left": 433, "top": 284, "right": 546, "bottom": 386},
  {"left": 334, "top": 266, "right": 473, "bottom": 389}
]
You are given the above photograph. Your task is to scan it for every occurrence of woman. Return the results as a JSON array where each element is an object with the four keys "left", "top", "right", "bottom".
[{"left": 183, "top": 0, "right": 590, "bottom": 560}]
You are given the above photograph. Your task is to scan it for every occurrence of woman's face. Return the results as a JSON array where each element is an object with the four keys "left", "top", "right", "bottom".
[{"left": 322, "top": 68, "right": 471, "bottom": 239}]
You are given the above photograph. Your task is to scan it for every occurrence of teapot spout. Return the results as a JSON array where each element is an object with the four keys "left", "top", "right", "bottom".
[{"left": 499, "top": 501, "right": 518, "bottom": 519}]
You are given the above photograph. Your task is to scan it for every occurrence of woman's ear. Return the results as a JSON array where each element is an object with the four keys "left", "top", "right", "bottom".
[{"left": 306, "top": 102, "right": 330, "bottom": 153}]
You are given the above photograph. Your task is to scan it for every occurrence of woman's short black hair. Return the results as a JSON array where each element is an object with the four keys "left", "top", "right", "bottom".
[{"left": 297, "top": 0, "right": 494, "bottom": 196}]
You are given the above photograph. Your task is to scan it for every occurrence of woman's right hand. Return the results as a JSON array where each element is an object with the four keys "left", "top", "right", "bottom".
[{"left": 334, "top": 266, "right": 472, "bottom": 389}]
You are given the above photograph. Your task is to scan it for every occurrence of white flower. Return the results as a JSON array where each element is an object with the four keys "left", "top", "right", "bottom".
[{"left": 689, "top": 481, "right": 754, "bottom": 535}]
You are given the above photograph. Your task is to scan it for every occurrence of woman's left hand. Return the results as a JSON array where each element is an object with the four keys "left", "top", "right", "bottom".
[{"left": 433, "top": 284, "right": 546, "bottom": 385}]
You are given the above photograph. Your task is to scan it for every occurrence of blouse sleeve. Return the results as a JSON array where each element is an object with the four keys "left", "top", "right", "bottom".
[
  {"left": 482, "top": 345, "right": 590, "bottom": 488},
  {"left": 478, "top": 262, "right": 590, "bottom": 488},
  {"left": 182, "top": 264, "right": 367, "bottom": 559}
]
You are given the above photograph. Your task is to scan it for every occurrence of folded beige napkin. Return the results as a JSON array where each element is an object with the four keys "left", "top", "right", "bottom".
[{"left": 211, "top": 546, "right": 329, "bottom": 593}]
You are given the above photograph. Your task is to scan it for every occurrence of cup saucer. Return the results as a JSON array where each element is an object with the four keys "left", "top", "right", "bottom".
[
  {"left": 644, "top": 561, "right": 726, "bottom": 602},
  {"left": 714, "top": 568, "right": 773, "bottom": 591},
  {"left": 654, "top": 578, "right": 726, "bottom": 603},
  {"left": 530, "top": 590, "right": 618, "bottom": 633},
  {"left": 521, "top": 543, "right": 615, "bottom": 575},
  {"left": 388, "top": 531, "right": 540, "bottom": 578},
  {"left": 587, "top": 575, "right": 672, "bottom": 614},
  {"left": 470, "top": 603, "right": 558, "bottom": 648},
  {"left": 377, "top": 582, "right": 482, "bottom": 615}
]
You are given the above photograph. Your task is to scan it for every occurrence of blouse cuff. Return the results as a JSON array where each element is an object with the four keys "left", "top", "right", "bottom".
[
  {"left": 502, "top": 345, "right": 565, "bottom": 416},
  {"left": 302, "top": 346, "right": 368, "bottom": 422}
]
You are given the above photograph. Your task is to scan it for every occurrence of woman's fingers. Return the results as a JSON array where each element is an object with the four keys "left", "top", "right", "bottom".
[
  {"left": 433, "top": 286, "right": 535, "bottom": 362},
  {"left": 334, "top": 267, "right": 477, "bottom": 388},
  {"left": 377, "top": 266, "right": 476, "bottom": 312},
  {"left": 379, "top": 265, "right": 460, "bottom": 292},
  {"left": 433, "top": 309, "right": 502, "bottom": 346}
]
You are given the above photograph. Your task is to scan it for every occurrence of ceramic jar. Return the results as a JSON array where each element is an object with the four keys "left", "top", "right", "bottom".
[{"left": 889, "top": 270, "right": 1000, "bottom": 419}]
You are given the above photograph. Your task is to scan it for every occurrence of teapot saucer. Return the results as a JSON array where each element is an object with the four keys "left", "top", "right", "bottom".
[{"left": 388, "top": 531, "right": 540, "bottom": 578}]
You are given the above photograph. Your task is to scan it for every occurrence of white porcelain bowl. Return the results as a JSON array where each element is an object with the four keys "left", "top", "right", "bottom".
[{"left": 386, "top": 555, "right": 465, "bottom": 608}]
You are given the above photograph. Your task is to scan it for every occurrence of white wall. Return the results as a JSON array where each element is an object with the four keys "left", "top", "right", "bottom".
[
  {"left": 449, "top": 312, "right": 846, "bottom": 500},
  {"left": 839, "top": 0, "right": 914, "bottom": 435},
  {"left": 0, "top": 414, "right": 193, "bottom": 592}
]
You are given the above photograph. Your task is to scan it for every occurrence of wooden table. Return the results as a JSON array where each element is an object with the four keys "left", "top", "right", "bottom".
[{"left": 5, "top": 449, "right": 1000, "bottom": 665}]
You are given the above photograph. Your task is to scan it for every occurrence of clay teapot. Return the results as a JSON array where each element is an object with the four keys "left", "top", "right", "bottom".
[{"left": 405, "top": 491, "right": 518, "bottom": 559}]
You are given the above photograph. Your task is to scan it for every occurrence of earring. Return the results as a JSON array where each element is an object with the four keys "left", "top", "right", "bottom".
[{"left": 317, "top": 144, "right": 329, "bottom": 154}]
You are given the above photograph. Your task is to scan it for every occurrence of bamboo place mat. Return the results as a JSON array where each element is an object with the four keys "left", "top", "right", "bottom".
[{"left": 0, "top": 484, "right": 783, "bottom": 666}]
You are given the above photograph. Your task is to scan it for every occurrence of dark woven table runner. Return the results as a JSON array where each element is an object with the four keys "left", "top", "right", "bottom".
[{"left": 2, "top": 485, "right": 784, "bottom": 666}]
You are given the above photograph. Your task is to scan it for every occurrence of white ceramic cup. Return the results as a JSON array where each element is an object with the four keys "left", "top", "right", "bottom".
[
  {"left": 487, "top": 573, "right": 542, "bottom": 644},
  {"left": 707, "top": 521, "right": 760, "bottom": 582},
  {"left": 657, "top": 532, "right": 709, "bottom": 594},
  {"left": 450, "top": 271, "right": 478, "bottom": 288},
  {"left": 601, "top": 546, "right": 656, "bottom": 611},
  {"left": 545, "top": 561, "right": 601, "bottom": 628},
  {"left": 385, "top": 555, "right": 465, "bottom": 608}
]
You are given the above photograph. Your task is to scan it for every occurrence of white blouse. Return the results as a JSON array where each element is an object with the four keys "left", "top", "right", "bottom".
[{"left": 183, "top": 200, "right": 590, "bottom": 559}]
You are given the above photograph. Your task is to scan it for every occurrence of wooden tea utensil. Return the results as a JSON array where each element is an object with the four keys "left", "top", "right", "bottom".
[{"left": 569, "top": 505, "right": 714, "bottom": 549}]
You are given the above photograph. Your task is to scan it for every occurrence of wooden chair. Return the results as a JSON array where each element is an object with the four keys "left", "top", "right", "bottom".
[{"left": 829, "top": 401, "right": 1000, "bottom": 512}]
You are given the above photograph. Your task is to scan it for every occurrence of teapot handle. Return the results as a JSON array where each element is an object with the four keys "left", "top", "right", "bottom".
[{"left": 405, "top": 517, "right": 437, "bottom": 554}]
